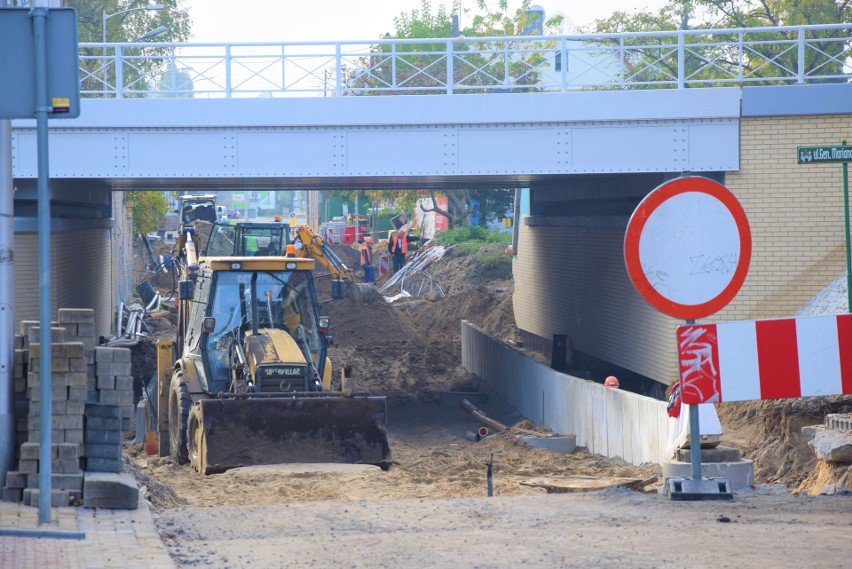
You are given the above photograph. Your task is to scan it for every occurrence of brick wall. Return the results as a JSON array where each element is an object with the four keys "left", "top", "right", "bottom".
[
  {"left": 14, "top": 229, "right": 113, "bottom": 338},
  {"left": 722, "top": 114, "right": 852, "bottom": 321},
  {"left": 513, "top": 113, "right": 852, "bottom": 386}
]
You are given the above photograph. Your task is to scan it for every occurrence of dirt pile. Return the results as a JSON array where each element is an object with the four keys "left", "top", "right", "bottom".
[{"left": 325, "top": 242, "right": 518, "bottom": 402}]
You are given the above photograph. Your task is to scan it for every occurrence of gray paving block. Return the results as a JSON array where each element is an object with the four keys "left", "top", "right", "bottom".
[
  {"left": 85, "top": 402, "right": 121, "bottom": 419},
  {"left": 1, "top": 488, "right": 23, "bottom": 503},
  {"left": 85, "top": 429, "right": 122, "bottom": 445},
  {"left": 677, "top": 446, "right": 742, "bottom": 463},
  {"left": 58, "top": 308, "right": 96, "bottom": 324},
  {"left": 24, "top": 488, "right": 71, "bottom": 508},
  {"left": 85, "top": 417, "right": 122, "bottom": 431},
  {"left": 4, "top": 471, "right": 27, "bottom": 489},
  {"left": 83, "top": 473, "right": 139, "bottom": 509},
  {"left": 84, "top": 457, "right": 121, "bottom": 473},
  {"left": 84, "top": 443, "right": 122, "bottom": 460}
]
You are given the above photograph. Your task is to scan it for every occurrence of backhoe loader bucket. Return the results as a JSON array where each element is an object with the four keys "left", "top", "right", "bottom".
[{"left": 187, "top": 393, "right": 391, "bottom": 475}]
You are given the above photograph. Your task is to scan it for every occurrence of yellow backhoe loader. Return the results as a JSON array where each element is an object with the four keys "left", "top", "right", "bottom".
[{"left": 156, "top": 239, "right": 390, "bottom": 474}]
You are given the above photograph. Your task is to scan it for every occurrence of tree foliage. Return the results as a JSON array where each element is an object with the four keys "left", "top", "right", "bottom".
[
  {"left": 583, "top": 0, "right": 851, "bottom": 86},
  {"left": 67, "top": 0, "right": 193, "bottom": 96},
  {"left": 344, "top": 0, "right": 565, "bottom": 94},
  {"left": 126, "top": 190, "right": 171, "bottom": 236}
]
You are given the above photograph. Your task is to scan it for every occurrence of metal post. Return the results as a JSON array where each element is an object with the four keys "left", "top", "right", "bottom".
[
  {"left": 685, "top": 319, "right": 702, "bottom": 480},
  {"left": 115, "top": 45, "right": 124, "bottom": 99},
  {"left": 32, "top": 5, "right": 54, "bottom": 524},
  {"left": 335, "top": 44, "right": 342, "bottom": 97},
  {"left": 677, "top": 31, "right": 685, "bottom": 88},
  {"left": 447, "top": 40, "right": 454, "bottom": 95},
  {"left": 0, "top": 0, "right": 13, "bottom": 496},
  {"left": 797, "top": 29, "right": 805, "bottom": 84},
  {"left": 225, "top": 44, "right": 232, "bottom": 98},
  {"left": 842, "top": 139, "right": 851, "bottom": 312}
]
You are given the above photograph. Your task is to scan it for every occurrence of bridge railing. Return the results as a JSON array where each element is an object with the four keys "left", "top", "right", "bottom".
[{"left": 78, "top": 23, "right": 852, "bottom": 98}]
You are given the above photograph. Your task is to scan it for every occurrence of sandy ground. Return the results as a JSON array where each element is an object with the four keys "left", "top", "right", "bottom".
[
  {"left": 127, "top": 402, "right": 660, "bottom": 508},
  {"left": 128, "top": 239, "right": 852, "bottom": 567},
  {"left": 153, "top": 492, "right": 851, "bottom": 568}
]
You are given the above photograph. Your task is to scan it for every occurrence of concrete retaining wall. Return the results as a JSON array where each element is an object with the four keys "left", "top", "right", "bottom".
[{"left": 462, "top": 321, "right": 674, "bottom": 466}]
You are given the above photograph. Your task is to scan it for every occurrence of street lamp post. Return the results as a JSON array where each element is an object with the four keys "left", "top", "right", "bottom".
[
  {"left": 102, "top": 4, "right": 165, "bottom": 44},
  {"left": 101, "top": 5, "right": 165, "bottom": 96},
  {"left": 131, "top": 25, "right": 167, "bottom": 42}
]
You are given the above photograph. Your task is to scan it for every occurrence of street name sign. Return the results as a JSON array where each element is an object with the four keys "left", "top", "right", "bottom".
[{"left": 797, "top": 145, "right": 852, "bottom": 164}]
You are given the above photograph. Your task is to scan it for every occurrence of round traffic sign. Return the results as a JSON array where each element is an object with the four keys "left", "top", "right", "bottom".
[{"left": 624, "top": 176, "right": 751, "bottom": 320}]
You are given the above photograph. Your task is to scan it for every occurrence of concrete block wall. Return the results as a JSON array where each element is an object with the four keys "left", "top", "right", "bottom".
[
  {"left": 14, "top": 229, "right": 113, "bottom": 339},
  {"left": 462, "top": 321, "right": 673, "bottom": 467}
]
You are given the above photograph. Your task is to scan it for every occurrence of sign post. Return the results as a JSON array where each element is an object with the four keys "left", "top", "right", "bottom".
[
  {"left": 797, "top": 141, "right": 852, "bottom": 313},
  {"left": 0, "top": 7, "right": 80, "bottom": 524},
  {"left": 625, "top": 176, "right": 751, "bottom": 499}
]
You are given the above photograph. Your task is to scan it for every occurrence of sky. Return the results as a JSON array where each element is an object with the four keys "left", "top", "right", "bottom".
[{"left": 182, "top": 0, "right": 669, "bottom": 43}]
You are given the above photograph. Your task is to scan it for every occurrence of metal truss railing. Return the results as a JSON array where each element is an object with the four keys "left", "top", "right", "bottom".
[{"left": 77, "top": 23, "right": 852, "bottom": 98}]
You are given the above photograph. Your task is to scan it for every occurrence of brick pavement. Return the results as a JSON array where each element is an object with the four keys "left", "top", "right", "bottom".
[{"left": 0, "top": 499, "right": 174, "bottom": 569}]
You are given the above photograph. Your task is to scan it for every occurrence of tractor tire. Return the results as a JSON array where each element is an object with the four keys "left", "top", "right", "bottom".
[
  {"left": 187, "top": 404, "right": 210, "bottom": 475},
  {"left": 169, "top": 372, "right": 191, "bottom": 465}
]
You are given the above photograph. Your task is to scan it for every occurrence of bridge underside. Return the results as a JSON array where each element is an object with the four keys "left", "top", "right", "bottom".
[{"left": 13, "top": 173, "right": 575, "bottom": 193}]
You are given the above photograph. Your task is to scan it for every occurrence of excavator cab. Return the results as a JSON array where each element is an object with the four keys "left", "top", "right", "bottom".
[
  {"left": 206, "top": 222, "right": 290, "bottom": 257},
  {"left": 200, "top": 267, "right": 323, "bottom": 394}
]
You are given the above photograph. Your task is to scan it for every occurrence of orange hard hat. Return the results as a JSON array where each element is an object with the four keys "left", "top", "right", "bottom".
[{"left": 604, "top": 376, "right": 619, "bottom": 388}]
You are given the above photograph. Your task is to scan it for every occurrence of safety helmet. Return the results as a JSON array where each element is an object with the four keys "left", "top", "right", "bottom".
[{"left": 604, "top": 376, "right": 619, "bottom": 388}]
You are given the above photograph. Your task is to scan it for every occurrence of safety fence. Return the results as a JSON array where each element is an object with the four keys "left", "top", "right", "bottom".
[
  {"left": 461, "top": 321, "right": 675, "bottom": 466},
  {"left": 78, "top": 23, "right": 851, "bottom": 98}
]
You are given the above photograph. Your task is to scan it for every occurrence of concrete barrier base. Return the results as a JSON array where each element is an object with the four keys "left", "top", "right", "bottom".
[
  {"left": 665, "top": 477, "right": 733, "bottom": 501},
  {"left": 521, "top": 435, "right": 577, "bottom": 454},
  {"left": 662, "top": 458, "right": 755, "bottom": 492}
]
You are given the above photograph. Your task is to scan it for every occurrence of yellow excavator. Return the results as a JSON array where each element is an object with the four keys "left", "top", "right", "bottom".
[{"left": 156, "top": 229, "right": 390, "bottom": 474}]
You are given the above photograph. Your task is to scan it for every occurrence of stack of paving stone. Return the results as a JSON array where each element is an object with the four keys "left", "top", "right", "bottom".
[
  {"left": 93, "top": 346, "right": 134, "bottom": 431},
  {"left": 1, "top": 322, "right": 88, "bottom": 506},
  {"left": 57, "top": 308, "right": 99, "bottom": 402},
  {"left": 83, "top": 403, "right": 123, "bottom": 473},
  {"left": 11, "top": 334, "right": 29, "bottom": 462}
]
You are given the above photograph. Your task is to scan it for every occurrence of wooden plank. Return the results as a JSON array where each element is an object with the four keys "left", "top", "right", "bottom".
[
  {"left": 521, "top": 475, "right": 657, "bottom": 493},
  {"left": 156, "top": 339, "right": 173, "bottom": 457}
]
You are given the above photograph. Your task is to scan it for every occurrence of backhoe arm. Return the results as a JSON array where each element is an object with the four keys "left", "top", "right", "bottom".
[{"left": 292, "top": 225, "right": 355, "bottom": 298}]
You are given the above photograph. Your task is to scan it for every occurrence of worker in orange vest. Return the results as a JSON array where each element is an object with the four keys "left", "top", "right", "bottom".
[
  {"left": 388, "top": 229, "right": 408, "bottom": 273},
  {"left": 360, "top": 237, "right": 375, "bottom": 283}
]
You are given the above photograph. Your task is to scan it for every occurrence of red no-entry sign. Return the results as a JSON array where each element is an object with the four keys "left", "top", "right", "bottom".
[{"left": 624, "top": 177, "right": 751, "bottom": 320}]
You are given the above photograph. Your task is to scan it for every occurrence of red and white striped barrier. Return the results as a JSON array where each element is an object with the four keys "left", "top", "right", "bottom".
[
  {"left": 378, "top": 254, "right": 390, "bottom": 275},
  {"left": 677, "top": 314, "right": 852, "bottom": 404}
]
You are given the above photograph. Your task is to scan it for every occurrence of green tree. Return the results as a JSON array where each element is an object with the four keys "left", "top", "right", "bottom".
[
  {"left": 127, "top": 190, "right": 172, "bottom": 236},
  {"left": 583, "top": 0, "right": 851, "bottom": 87},
  {"left": 67, "top": 0, "right": 193, "bottom": 96},
  {"left": 344, "top": 0, "right": 564, "bottom": 94}
]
